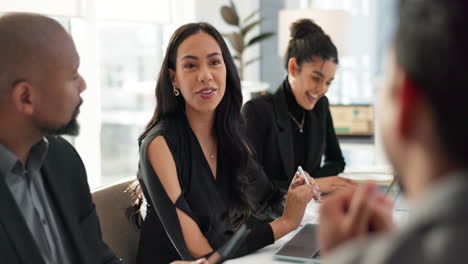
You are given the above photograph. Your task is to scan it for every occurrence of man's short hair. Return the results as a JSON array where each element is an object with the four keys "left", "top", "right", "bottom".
[
  {"left": 395, "top": 0, "right": 468, "bottom": 164},
  {"left": 0, "top": 13, "right": 67, "bottom": 100}
]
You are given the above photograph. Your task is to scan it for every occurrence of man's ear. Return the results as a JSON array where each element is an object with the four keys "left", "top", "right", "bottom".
[
  {"left": 169, "top": 69, "right": 178, "bottom": 88},
  {"left": 11, "top": 81, "right": 35, "bottom": 115},
  {"left": 287, "top": 57, "right": 298, "bottom": 79},
  {"left": 397, "top": 73, "right": 420, "bottom": 139}
]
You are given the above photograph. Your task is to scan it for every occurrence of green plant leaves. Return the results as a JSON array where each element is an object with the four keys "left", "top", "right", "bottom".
[
  {"left": 247, "top": 32, "right": 274, "bottom": 47},
  {"left": 243, "top": 9, "right": 259, "bottom": 24},
  {"left": 227, "top": 32, "right": 244, "bottom": 53},
  {"left": 221, "top": 5, "right": 239, "bottom": 26},
  {"left": 220, "top": 1, "right": 275, "bottom": 79},
  {"left": 241, "top": 19, "right": 263, "bottom": 36},
  {"left": 245, "top": 56, "right": 260, "bottom": 66}
]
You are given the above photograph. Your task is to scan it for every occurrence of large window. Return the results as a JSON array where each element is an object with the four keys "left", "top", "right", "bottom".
[
  {"left": 92, "top": 1, "right": 178, "bottom": 187},
  {"left": 98, "top": 22, "right": 167, "bottom": 185}
]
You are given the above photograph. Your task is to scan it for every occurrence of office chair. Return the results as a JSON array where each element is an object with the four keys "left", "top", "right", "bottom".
[{"left": 92, "top": 177, "right": 140, "bottom": 264}]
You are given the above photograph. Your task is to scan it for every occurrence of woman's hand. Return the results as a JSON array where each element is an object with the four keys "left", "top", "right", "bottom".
[
  {"left": 316, "top": 176, "right": 356, "bottom": 194},
  {"left": 290, "top": 171, "right": 321, "bottom": 198},
  {"left": 283, "top": 176, "right": 317, "bottom": 229},
  {"left": 270, "top": 173, "right": 318, "bottom": 240}
]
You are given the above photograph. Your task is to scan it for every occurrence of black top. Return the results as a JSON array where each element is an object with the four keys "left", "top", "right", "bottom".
[
  {"left": 136, "top": 113, "right": 280, "bottom": 264},
  {"left": 284, "top": 80, "right": 308, "bottom": 169},
  {"left": 242, "top": 78, "right": 346, "bottom": 194}
]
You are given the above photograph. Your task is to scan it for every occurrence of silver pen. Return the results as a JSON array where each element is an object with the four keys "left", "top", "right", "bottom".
[
  {"left": 298, "top": 166, "right": 321, "bottom": 200},
  {"left": 298, "top": 166, "right": 310, "bottom": 185}
]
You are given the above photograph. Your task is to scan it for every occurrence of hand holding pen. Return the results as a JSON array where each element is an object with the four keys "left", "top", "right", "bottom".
[
  {"left": 287, "top": 167, "right": 320, "bottom": 202},
  {"left": 280, "top": 170, "right": 320, "bottom": 231},
  {"left": 297, "top": 166, "right": 321, "bottom": 201}
]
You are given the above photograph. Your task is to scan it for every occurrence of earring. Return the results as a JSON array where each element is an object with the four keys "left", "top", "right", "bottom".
[{"left": 173, "top": 86, "right": 180, "bottom": 96}]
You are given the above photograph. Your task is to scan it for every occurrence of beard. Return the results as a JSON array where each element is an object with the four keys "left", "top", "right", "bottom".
[{"left": 41, "top": 100, "right": 82, "bottom": 136}]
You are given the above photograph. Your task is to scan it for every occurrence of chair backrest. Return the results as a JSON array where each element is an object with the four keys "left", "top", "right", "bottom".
[{"left": 92, "top": 177, "right": 140, "bottom": 264}]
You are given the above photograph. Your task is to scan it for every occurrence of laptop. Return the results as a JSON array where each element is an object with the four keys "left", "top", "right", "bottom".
[
  {"left": 273, "top": 223, "right": 321, "bottom": 263},
  {"left": 274, "top": 180, "right": 404, "bottom": 263}
]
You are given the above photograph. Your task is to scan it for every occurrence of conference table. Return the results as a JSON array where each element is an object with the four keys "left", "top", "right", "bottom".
[{"left": 226, "top": 172, "right": 409, "bottom": 264}]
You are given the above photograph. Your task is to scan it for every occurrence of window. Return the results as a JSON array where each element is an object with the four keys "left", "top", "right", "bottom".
[
  {"left": 91, "top": 0, "right": 178, "bottom": 187},
  {"left": 2, "top": 0, "right": 193, "bottom": 189},
  {"left": 98, "top": 21, "right": 163, "bottom": 185}
]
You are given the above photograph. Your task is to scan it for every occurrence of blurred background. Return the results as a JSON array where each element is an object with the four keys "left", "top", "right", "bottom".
[{"left": 0, "top": 0, "right": 397, "bottom": 188}]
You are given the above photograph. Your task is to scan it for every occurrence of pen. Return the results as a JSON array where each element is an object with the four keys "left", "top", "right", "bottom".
[
  {"left": 385, "top": 177, "right": 397, "bottom": 196},
  {"left": 298, "top": 166, "right": 310, "bottom": 185},
  {"left": 298, "top": 166, "right": 321, "bottom": 201}
]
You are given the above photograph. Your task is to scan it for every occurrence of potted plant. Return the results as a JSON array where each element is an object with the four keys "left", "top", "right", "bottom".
[{"left": 220, "top": 0, "right": 274, "bottom": 80}]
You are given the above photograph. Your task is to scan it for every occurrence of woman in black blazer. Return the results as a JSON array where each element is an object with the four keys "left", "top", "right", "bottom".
[{"left": 243, "top": 19, "right": 355, "bottom": 195}]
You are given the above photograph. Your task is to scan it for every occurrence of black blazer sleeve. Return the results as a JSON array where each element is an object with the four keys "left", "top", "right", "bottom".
[
  {"left": 243, "top": 160, "right": 284, "bottom": 221},
  {"left": 242, "top": 101, "right": 284, "bottom": 220},
  {"left": 242, "top": 100, "right": 268, "bottom": 165},
  {"left": 313, "top": 99, "right": 345, "bottom": 178},
  {"left": 46, "top": 136, "right": 122, "bottom": 264}
]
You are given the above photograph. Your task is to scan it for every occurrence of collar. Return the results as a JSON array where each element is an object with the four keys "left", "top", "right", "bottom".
[
  {"left": 28, "top": 137, "right": 49, "bottom": 172},
  {"left": 0, "top": 143, "right": 20, "bottom": 178},
  {"left": 283, "top": 77, "right": 306, "bottom": 120},
  {"left": 0, "top": 138, "right": 49, "bottom": 177}
]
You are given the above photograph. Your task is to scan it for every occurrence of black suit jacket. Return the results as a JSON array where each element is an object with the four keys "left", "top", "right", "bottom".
[
  {"left": 0, "top": 136, "right": 122, "bottom": 264},
  {"left": 242, "top": 82, "right": 345, "bottom": 194}
]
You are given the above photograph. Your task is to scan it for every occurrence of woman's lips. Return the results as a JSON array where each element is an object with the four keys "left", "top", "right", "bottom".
[
  {"left": 196, "top": 87, "right": 217, "bottom": 99},
  {"left": 306, "top": 91, "right": 319, "bottom": 104}
]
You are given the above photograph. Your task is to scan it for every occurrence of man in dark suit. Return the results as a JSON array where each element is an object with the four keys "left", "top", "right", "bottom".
[
  {"left": 0, "top": 12, "right": 209, "bottom": 264},
  {"left": 0, "top": 12, "right": 122, "bottom": 264},
  {"left": 318, "top": 0, "right": 468, "bottom": 263}
]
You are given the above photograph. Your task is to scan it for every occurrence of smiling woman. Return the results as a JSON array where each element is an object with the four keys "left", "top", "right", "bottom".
[
  {"left": 242, "top": 19, "right": 356, "bottom": 196},
  {"left": 128, "top": 22, "right": 318, "bottom": 264},
  {"left": 169, "top": 32, "right": 227, "bottom": 115}
]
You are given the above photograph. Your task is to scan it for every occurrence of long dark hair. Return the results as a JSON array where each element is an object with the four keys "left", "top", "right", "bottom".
[
  {"left": 285, "top": 18, "right": 339, "bottom": 69},
  {"left": 128, "top": 22, "right": 254, "bottom": 228}
]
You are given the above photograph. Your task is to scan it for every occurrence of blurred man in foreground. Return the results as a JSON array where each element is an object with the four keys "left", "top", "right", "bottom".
[{"left": 319, "top": 0, "right": 468, "bottom": 263}]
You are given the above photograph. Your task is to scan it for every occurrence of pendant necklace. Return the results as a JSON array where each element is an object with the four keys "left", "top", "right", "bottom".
[{"left": 288, "top": 112, "right": 305, "bottom": 133}]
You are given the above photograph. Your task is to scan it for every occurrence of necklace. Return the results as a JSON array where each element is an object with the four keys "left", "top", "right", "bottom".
[
  {"left": 210, "top": 144, "right": 216, "bottom": 159},
  {"left": 288, "top": 112, "right": 305, "bottom": 133}
]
